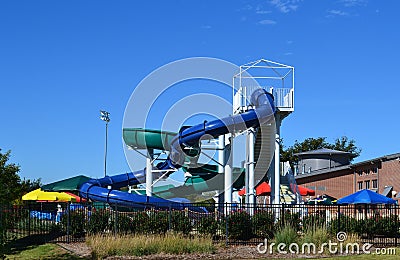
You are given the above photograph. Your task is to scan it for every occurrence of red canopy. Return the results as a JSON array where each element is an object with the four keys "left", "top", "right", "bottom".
[
  {"left": 297, "top": 185, "right": 315, "bottom": 196},
  {"left": 238, "top": 182, "right": 271, "bottom": 196}
]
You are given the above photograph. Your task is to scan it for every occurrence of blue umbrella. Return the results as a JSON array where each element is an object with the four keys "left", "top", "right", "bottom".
[{"left": 337, "top": 189, "right": 397, "bottom": 205}]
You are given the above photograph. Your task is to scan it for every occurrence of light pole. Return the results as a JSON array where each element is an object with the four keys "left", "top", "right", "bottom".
[{"left": 100, "top": 110, "right": 110, "bottom": 177}]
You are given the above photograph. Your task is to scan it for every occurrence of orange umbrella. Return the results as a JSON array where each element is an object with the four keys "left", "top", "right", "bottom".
[{"left": 238, "top": 182, "right": 271, "bottom": 196}]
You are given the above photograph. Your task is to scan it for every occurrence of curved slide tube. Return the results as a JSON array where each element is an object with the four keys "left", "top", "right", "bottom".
[{"left": 79, "top": 88, "right": 275, "bottom": 210}]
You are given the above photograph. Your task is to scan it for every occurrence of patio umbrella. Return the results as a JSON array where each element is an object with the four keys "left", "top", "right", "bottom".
[
  {"left": 64, "top": 192, "right": 86, "bottom": 202},
  {"left": 337, "top": 189, "right": 397, "bottom": 204},
  {"left": 297, "top": 185, "right": 316, "bottom": 196},
  {"left": 238, "top": 181, "right": 271, "bottom": 196},
  {"left": 22, "top": 189, "right": 79, "bottom": 202}
]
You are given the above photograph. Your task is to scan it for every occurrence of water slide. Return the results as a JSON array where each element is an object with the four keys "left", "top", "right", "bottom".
[
  {"left": 123, "top": 130, "right": 246, "bottom": 200},
  {"left": 79, "top": 88, "right": 275, "bottom": 210}
]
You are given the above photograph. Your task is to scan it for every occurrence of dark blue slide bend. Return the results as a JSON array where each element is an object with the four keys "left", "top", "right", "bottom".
[{"left": 79, "top": 89, "right": 275, "bottom": 211}]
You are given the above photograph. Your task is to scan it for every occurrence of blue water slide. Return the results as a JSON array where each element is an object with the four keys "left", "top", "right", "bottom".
[{"left": 79, "top": 88, "right": 275, "bottom": 211}]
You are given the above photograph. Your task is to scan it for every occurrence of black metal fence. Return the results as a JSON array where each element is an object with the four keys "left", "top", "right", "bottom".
[{"left": 1, "top": 202, "right": 399, "bottom": 247}]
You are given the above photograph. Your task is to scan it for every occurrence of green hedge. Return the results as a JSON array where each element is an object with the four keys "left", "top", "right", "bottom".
[
  {"left": 87, "top": 209, "right": 112, "bottom": 234},
  {"left": 329, "top": 215, "right": 399, "bottom": 238},
  {"left": 55, "top": 207, "right": 400, "bottom": 240},
  {"left": 197, "top": 215, "right": 219, "bottom": 237},
  {"left": 60, "top": 210, "right": 86, "bottom": 237},
  {"left": 252, "top": 210, "right": 275, "bottom": 239},
  {"left": 226, "top": 211, "right": 252, "bottom": 240}
]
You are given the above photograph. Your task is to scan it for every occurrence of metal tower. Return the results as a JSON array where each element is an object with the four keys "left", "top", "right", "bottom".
[{"left": 232, "top": 59, "right": 294, "bottom": 206}]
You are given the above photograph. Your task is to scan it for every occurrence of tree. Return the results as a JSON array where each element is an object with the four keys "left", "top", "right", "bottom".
[
  {"left": 0, "top": 149, "right": 41, "bottom": 205},
  {"left": 280, "top": 136, "right": 361, "bottom": 164},
  {"left": 0, "top": 149, "right": 21, "bottom": 206},
  {"left": 13, "top": 177, "right": 42, "bottom": 205}
]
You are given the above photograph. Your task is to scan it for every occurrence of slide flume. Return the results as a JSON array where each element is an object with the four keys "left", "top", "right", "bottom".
[{"left": 79, "top": 88, "right": 275, "bottom": 210}]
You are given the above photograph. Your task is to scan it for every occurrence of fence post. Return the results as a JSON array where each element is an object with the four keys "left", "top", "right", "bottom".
[
  {"left": 225, "top": 203, "right": 228, "bottom": 247},
  {"left": 281, "top": 204, "right": 285, "bottom": 227},
  {"left": 114, "top": 206, "right": 118, "bottom": 236},
  {"left": 27, "top": 204, "right": 31, "bottom": 237},
  {"left": 168, "top": 204, "right": 172, "bottom": 231},
  {"left": 66, "top": 202, "right": 70, "bottom": 243},
  {"left": 337, "top": 204, "right": 341, "bottom": 234},
  {"left": 390, "top": 205, "right": 399, "bottom": 247}
]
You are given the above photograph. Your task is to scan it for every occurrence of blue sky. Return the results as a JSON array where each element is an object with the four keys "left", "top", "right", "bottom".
[{"left": 1, "top": 0, "right": 399, "bottom": 184}]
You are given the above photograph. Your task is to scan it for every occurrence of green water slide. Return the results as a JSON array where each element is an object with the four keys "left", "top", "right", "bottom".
[
  {"left": 123, "top": 128, "right": 177, "bottom": 150},
  {"left": 123, "top": 128, "right": 245, "bottom": 199}
]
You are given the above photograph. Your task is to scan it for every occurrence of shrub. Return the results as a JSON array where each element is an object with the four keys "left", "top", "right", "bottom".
[
  {"left": 170, "top": 211, "right": 192, "bottom": 235},
  {"left": 87, "top": 209, "right": 112, "bottom": 234},
  {"left": 359, "top": 215, "right": 399, "bottom": 237},
  {"left": 129, "top": 212, "right": 150, "bottom": 234},
  {"left": 0, "top": 209, "right": 7, "bottom": 258},
  {"left": 144, "top": 211, "right": 169, "bottom": 234},
  {"left": 302, "top": 214, "right": 326, "bottom": 232},
  {"left": 252, "top": 210, "right": 275, "bottom": 239},
  {"left": 60, "top": 210, "right": 86, "bottom": 237},
  {"left": 372, "top": 215, "right": 398, "bottom": 237},
  {"left": 301, "top": 227, "right": 331, "bottom": 251},
  {"left": 227, "top": 210, "right": 252, "bottom": 240},
  {"left": 273, "top": 225, "right": 299, "bottom": 246},
  {"left": 329, "top": 215, "right": 359, "bottom": 235},
  {"left": 114, "top": 213, "right": 132, "bottom": 234},
  {"left": 278, "top": 210, "right": 301, "bottom": 231},
  {"left": 197, "top": 215, "right": 218, "bottom": 237}
]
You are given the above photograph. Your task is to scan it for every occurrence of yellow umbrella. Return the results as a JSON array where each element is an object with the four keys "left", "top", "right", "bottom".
[{"left": 22, "top": 188, "right": 78, "bottom": 202}]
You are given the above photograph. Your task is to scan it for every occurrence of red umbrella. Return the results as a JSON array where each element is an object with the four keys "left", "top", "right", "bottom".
[
  {"left": 64, "top": 192, "right": 87, "bottom": 202},
  {"left": 256, "top": 182, "right": 271, "bottom": 196},
  {"left": 297, "top": 185, "right": 315, "bottom": 196},
  {"left": 238, "top": 182, "right": 271, "bottom": 196}
]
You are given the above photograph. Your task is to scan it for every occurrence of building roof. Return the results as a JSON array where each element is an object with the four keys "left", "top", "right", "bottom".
[
  {"left": 295, "top": 152, "right": 400, "bottom": 180},
  {"left": 294, "top": 148, "right": 353, "bottom": 157},
  {"left": 41, "top": 175, "right": 91, "bottom": 192},
  {"left": 295, "top": 165, "right": 351, "bottom": 180},
  {"left": 351, "top": 153, "right": 400, "bottom": 167}
]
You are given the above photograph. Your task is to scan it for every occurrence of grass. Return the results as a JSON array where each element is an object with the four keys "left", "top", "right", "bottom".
[
  {"left": 5, "top": 243, "right": 82, "bottom": 259},
  {"left": 273, "top": 226, "right": 299, "bottom": 246},
  {"left": 86, "top": 233, "right": 216, "bottom": 259},
  {"left": 314, "top": 248, "right": 400, "bottom": 259}
]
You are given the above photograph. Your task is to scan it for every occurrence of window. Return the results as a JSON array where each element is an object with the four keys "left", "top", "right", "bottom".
[
  {"left": 372, "top": 168, "right": 378, "bottom": 174},
  {"left": 357, "top": 170, "right": 362, "bottom": 176},
  {"left": 365, "top": 180, "right": 370, "bottom": 189},
  {"left": 372, "top": 179, "right": 378, "bottom": 189},
  {"left": 365, "top": 169, "right": 369, "bottom": 175},
  {"left": 358, "top": 181, "right": 363, "bottom": 190}
]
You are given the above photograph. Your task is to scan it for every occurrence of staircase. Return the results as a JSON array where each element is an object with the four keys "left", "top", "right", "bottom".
[
  {"left": 253, "top": 123, "right": 275, "bottom": 183},
  {"left": 253, "top": 123, "right": 300, "bottom": 204},
  {"left": 279, "top": 174, "right": 297, "bottom": 204}
]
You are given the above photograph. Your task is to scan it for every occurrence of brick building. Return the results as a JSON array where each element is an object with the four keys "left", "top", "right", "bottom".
[{"left": 294, "top": 151, "right": 400, "bottom": 200}]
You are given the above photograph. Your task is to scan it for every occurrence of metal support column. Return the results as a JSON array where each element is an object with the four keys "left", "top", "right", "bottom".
[
  {"left": 218, "top": 135, "right": 225, "bottom": 205},
  {"left": 224, "top": 134, "right": 233, "bottom": 206},
  {"left": 146, "top": 149, "right": 153, "bottom": 196},
  {"left": 218, "top": 135, "right": 225, "bottom": 174},
  {"left": 245, "top": 132, "right": 250, "bottom": 205},
  {"left": 247, "top": 128, "right": 256, "bottom": 216},
  {"left": 247, "top": 128, "right": 255, "bottom": 215},
  {"left": 272, "top": 114, "right": 281, "bottom": 205}
]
